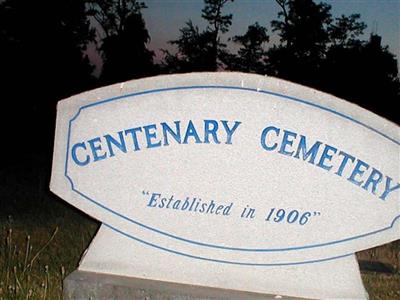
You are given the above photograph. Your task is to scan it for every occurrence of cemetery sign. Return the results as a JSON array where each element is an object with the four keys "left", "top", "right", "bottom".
[{"left": 51, "top": 72, "right": 399, "bottom": 298}]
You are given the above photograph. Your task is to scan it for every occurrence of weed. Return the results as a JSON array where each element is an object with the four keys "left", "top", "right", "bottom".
[
  {"left": 0, "top": 225, "right": 63, "bottom": 300},
  {"left": 0, "top": 194, "right": 398, "bottom": 300}
]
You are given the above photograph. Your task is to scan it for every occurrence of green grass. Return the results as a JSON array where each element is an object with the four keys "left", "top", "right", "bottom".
[
  {"left": 0, "top": 158, "right": 398, "bottom": 299},
  {"left": 0, "top": 201, "right": 98, "bottom": 300},
  {"left": 1, "top": 204, "right": 399, "bottom": 300},
  {"left": 362, "top": 273, "right": 400, "bottom": 299},
  {"left": 0, "top": 226, "right": 60, "bottom": 300}
]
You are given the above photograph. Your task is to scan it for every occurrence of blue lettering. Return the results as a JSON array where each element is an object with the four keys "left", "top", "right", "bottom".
[
  {"left": 166, "top": 196, "right": 175, "bottom": 208},
  {"left": 261, "top": 126, "right": 280, "bottom": 151},
  {"left": 223, "top": 203, "right": 233, "bottom": 215},
  {"left": 181, "top": 198, "right": 190, "bottom": 210},
  {"left": 317, "top": 144, "right": 337, "bottom": 171},
  {"left": 104, "top": 131, "right": 127, "bottom": 157},
  {"left": 204, "top": 120, "right": 220, "bottom": 144},
  {"left": 172, "top": 200, "right": 181, "bottom": 209},
  {"left": 215, "top": 205, "right": 224, "bottom": 214},
  {"left": 199, "top": 202, "right": 207, "bottom": 213},
  {"left": 335, "top": 151, "right": 355, "bottom": 177},
  {"left": 221, "top": 120, "right": 241, "bottom": 144},
  {"left": 348, "top": 159, "right": 370, "bottom": 186},
  {"left": 124, "top": 127, "right": 142, "bottom": 151},
  {"left": 278, "top": 130, "right": 297, "bottom": 156},
  {"left": 71, "top": 142, "right": 90, "bottom": 166},
  {"left": 87, "top": 137, "right": 107, "bottom": 162},
  {"left": 147, "top": 193, "right": 160, "bottom": 207},
  {"left": 206, "top": 200, "right": 216, "bottom": 213},
  {"left": 161, "top": 121, "right": 181, "bottom": 146},
  {"left": 159, "top": 197, "right": 167, "bottom": 208},
  {"left": 380, "top": 177, "right": 400, "bottom": 201},
  {"left": 362, "top": 168, "right": 383, "bottom": 195},
  {"left": 183, "top": 120, "right": 202, "bottom": 144},
  {"left": 293, "top": 136, "right": 321, "bottom": 165},
  {"left": 143, "top": 124, "right": 161, "bottom": 149}
]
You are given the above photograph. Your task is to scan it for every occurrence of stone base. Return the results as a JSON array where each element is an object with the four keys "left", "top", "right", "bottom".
[
  {"left": 77, "top": 225, "right": 368, "bottom": 299},
  {"left": 64, "top": 270, "right": 301, "bottom": 300}
]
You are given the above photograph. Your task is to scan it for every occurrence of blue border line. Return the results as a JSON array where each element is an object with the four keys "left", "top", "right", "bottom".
[
  {"left": 76, "top": 86, "right": 400, "bottom": 145},
  {"left": 66, "top": 176, "right": 400, "bottom": 252},
  {"left": 64, "top": 85, "right": 400, "bottom": 263},
  {"left": 103, "top": 223, "right": 354, "bottom": 266}
]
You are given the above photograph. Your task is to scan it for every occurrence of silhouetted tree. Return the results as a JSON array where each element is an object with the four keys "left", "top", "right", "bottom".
[
  {"left": 0, "top": 0, "right": 95, "bottom": 164},
  {"left": 162, "top": 21, "right": 216, "bottom": 73},
  {"left": 322, "top": 34, "right": 399, "bottom": 123},
  {"left": 202, "top": 0, "right": 234, "bottom": 70},
  {"left": 225, "top": 22, "right": 269, "bottom": 73},
  {"left": 88, "top": 0, "right": 155, "bottom": 83},
  {"left": 162, "top": 0, "right": 233, "bottom": 72},
  {"left": 266, "top": 0, "right": 399, "bottom": 123},
  {"left": 0, "top": 0, "right": 95, "bottom": 99},
  {"left": 319, "top": 12, "right": 368, "bottom": 95},
  {"left": 328, "top": 14, "right": 366, "bottom": 47},
  {"left": 266, "top": 0, "right": 332, "bottom": 85},
  {"left": 88, "top": 0, "right": 145, "bottom": 37}
]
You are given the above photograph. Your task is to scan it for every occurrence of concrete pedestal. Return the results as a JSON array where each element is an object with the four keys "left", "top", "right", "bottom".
[
  {"left": 73, "top": 225, "right": 368, "bottom": 299},
  {"left": 64, "top": 270, "right": 301, "bottom": 300}
]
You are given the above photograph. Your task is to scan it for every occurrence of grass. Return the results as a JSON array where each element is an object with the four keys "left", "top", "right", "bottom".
[
  {"left": 357, "top": 241, "right": 400, "bottom": 299},
  {"left": 0, "top": 225, "right": 60, "bottom": 300},
  {"left": 362, "top": 273, "right": 400, "bottom": 299},
  {"left": 1, "top": 206, "right": 399, "bottom": 300},
  {"left": 0, "top": 198, "right": 98, "bottom": 300},
  {"left": 0, "top": 159, "right": 399, "bottom": 299}
]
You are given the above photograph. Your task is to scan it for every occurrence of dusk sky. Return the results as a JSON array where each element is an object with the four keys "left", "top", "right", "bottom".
[{"left": 89, "top": 0, "right": 400, "bottom": 74}]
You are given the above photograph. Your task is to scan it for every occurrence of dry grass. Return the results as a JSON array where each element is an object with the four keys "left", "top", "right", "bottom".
[
  {"left": 0, "top": 208, "right": 98, "bottom": 300},
  {"left": 358, "top": 241, "right": 400, "bottom": 300},
  {"left": 362, "top": 272, "right": 400, "bottom": 299},
  {"left": 0, "top": 226, "right": 61, "bottom": 300},
  {"left": 1, "top": 209, "right": 399, "bottom": 299},
  {"left": 0, "top": 162, "right": 398, "bottom": 300}
]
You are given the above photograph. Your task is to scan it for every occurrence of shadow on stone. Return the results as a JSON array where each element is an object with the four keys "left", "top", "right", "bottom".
[
  {"left": 359, "top": 260, "right": 397, "bottom": 274},
  {"left": 63, "top": 270, "right": 304, "bottom": 300}
]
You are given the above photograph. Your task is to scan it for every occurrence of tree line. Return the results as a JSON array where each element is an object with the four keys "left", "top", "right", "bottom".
[{"left": 0, "top": 0, "right": 398, "bottom": 164}]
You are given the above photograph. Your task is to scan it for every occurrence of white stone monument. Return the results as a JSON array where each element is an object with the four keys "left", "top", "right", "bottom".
[{"left": 51, "top": 72, "right": 399, "bottom": 299}]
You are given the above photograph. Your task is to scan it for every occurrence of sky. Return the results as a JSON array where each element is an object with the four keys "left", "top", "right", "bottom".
[{"left": 89, "top": 0, "right": 400, "bottom": 74}]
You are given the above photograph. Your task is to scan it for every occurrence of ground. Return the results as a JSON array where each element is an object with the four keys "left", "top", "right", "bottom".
[{"left": 0, "top": 161, "right": 398, "bottom": 299}]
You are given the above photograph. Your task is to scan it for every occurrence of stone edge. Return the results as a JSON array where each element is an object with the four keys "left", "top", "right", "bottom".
[{"left": 63, "top": 270, "right": 305, "bottom": 300}]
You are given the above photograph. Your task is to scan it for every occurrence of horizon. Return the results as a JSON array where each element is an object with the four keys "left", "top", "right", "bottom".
[{"left": 88, "top": 0, "right": 399, "bottom": 76}]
